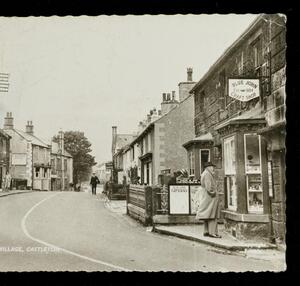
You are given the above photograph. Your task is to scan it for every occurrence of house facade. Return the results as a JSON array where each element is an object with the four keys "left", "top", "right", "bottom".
[
  {"left": 0, "top": 129, "right": 10, "bottom": 190},
  {"left": 129, "top": 69, "right": 196, "bottom": 186},
  {"left": 3, "top": 113, "right": 51, "bottom": 190},
  {"left": 50, "top": 131, "right": 73, "bottom": 191},
  {"left": 184, "top": 14, "right": 286, "bottom": 242}
]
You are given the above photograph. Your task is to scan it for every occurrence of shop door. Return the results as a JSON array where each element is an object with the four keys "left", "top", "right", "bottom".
[{"left": 199, "top": 149, "right": 210, "bottom": 174}]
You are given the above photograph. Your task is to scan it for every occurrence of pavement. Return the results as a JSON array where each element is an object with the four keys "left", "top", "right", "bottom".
[
  {"left": 102, "top": 194, "right": 286, "bottom": 264},
  {"left": 0, "top": 189, "right": 34, "bottom": 198}
]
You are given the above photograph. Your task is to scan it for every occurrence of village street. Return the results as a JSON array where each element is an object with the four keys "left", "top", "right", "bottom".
[{"left": 0, "top": 190, "right": 284, "bottom": 272}]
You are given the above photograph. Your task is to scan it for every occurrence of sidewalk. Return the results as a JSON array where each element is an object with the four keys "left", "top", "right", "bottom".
[
  {"left": 97, "top": 194, "right": 284, "bottom": 256},
  {"left": 0, "top": 189, "right": 34, "bottom": 198},
  {"left": 153, "top": 224, "right": 278, "bottom": 251}
]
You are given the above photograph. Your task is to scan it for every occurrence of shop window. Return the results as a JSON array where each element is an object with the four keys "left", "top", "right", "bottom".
[
  {"left": 188, "top": 151, "right": 195, "bottom": 176},
  {"left": 244, "top": 134, "right": 263, "bottom": 213},
  {"left": 224, "top": 136, "right": 237, "bottom": 211}
]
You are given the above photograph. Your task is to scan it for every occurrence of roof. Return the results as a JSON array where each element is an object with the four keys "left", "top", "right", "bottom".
[
  {"left": 51, "top": 141, "right": 72, "bottom": 157},
  {"left": 215, "top": 104, "right": 266, "bottom": 131},
  {"left": 190, "top": 14, "right": 263, "bottom": 94},
  {"left": 0, "top": 129, "right": 11, "bottom": 139},
  {"left": 4, "top": 129, "right": 50, "bottom": 148},
  {"left": 182, "top": 132, "right": 213, "bottom": 148},
  {"left": 115, "top": 134, "right": 136, "bottom": 150}
]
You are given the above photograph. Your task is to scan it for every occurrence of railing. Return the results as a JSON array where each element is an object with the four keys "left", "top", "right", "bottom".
[{"left": 152, "top": 185, "right": 169, "bottom": 215}]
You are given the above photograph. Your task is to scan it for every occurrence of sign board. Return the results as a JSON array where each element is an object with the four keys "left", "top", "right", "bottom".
[
  {"left": 105, "top": 162, "right": 113, "bottom": 170},
  {"left": 169, "top": 185, "right": 189, "bottom": 214},
  {"left": 12, "top": 154, "right": 27, "bottom": 165},
  {"left": 228, "top": 79, "right": 259, "bottom": 102}
]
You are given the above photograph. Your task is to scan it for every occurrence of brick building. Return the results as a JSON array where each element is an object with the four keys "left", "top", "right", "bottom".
[{"left": 184, "top": 14, "right": 286, "bottom": 242}]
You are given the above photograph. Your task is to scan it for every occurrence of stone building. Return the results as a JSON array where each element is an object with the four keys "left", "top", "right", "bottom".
[
  {"left": 50, "top": 131, "right": 73, "bottom": 191},
  {"left": 3, "top": 113, "right": 51, "bottom": 190},
  {"left": 129, "top": 68, "right": 196, "bottom": 186},
  {"left": 184, "top": 14, "right": 286, "bottom": 242},
  {"left": 111, "top": 126, "right": 137, "bottom": 183},
  {"left": 0, "top": 129, "right": 10, "bottom": 190}
]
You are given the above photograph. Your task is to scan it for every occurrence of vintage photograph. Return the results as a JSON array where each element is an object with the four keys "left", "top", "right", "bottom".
[{"left": 0, "top": 14, "right": 286, "bottom": 272}]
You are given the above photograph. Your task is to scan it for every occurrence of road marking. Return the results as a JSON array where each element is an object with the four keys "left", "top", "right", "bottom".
[{"left": 21, "top": 192, "right": 131, "bottom": 271}]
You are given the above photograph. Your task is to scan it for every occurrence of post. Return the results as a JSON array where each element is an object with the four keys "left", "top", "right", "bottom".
[{"left": 144, "top": 186, "right": 153, "bottom": 226}]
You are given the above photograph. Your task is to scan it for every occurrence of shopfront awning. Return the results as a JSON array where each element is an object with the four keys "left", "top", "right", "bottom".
[{"left": 182, "top": 132, "right": 214, "bottom": 149}]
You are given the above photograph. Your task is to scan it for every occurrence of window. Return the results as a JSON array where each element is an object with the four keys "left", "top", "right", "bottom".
[
  {"left": 64, "top": 159, "right": 67, "bottom": 171},
  {"left": 198, "top": 91, "right": 205, "bottom": 112},
  {"left": 188, "top": 151, "right": 195, "bottom": 176},
  {"left": 35, "top": 167, "right": 40, "bottom": 178},
  {"left": 237, "top": 52, "right": 244, "bottom": 75},
  {"left": 224, "top": 136, "right": 237, "bottom": 211},
  {"left": 244, "top": 134, "right": 263, "bottom": 213},
  {"left": 224, "top": 136, "right": 236, "bottom": 175},
  {"left": 252, "top": 36, "right": 262, "bottom": 68}
]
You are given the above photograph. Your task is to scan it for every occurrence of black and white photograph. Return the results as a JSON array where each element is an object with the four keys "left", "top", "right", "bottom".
[{"left": 0, "top": 13, "right": 287, "bottom": 272}]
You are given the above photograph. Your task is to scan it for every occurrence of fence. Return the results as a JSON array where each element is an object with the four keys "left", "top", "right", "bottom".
[
  {"left": 126, "top": 184, "right": 152, "bottom": 226},
  {"left": 127, "top": 183, "right": 225, "bottom": 225}
]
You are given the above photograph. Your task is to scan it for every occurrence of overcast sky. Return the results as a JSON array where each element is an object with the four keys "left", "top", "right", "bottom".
[{"left": 0, "top": 14, "right": 258, "bottom": 164}]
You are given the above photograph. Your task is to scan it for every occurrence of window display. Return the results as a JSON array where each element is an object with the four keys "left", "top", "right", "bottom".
[
  {"left": 224, "top": 136, "right": 237, "bottom": 210},
  {"left": 244, "top": 134, "right": 263, "bottom": 213}
]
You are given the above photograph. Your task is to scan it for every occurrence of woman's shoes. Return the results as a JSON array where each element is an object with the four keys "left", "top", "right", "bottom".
[{"left": 203, "top": 232, "right": 209, "bottom": 237}]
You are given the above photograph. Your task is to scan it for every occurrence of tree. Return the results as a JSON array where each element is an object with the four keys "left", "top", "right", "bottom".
[{"left": 53, "top": 131, "right": 97, "bottom": 184}]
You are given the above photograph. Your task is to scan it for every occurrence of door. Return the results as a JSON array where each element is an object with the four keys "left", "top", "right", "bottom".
[{"left": 199, "top": 149, "right": 210, "bottom": 174}]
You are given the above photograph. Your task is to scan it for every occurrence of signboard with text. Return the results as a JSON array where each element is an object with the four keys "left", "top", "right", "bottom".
[
  {"left": 169, "top": 185, "right": 189, "bottom": 214},
  {"left": 169, "top": 184, "right": 202, "bottom": 215},
  {"left": 228, "top": 79, "right": 259, "bottom": 102}
]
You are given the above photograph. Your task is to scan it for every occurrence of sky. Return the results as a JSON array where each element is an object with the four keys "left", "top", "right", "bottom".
[{"left": 0, "top": 14, "right": 258, "bottom": 165}]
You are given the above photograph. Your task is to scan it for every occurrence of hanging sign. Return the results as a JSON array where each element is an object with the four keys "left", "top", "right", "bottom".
[{"left": 228, "top": 79, "right": 260, "bottom": 102}]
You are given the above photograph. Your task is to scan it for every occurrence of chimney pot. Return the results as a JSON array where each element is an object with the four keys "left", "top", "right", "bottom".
[
  {"left": 167, "top": 93, "right": 171, "bottom": 101},
  {"left": 187, "top": 67, "right": 193, "bottom": 81}
]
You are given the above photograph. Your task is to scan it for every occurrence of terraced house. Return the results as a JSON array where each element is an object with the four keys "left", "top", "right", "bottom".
[
  {"left": 3, "top": 112, "right": 51, "bottom": 191},
  {"left": 184, "top": 14, "right": 286, "bottom": 242},
  {"left": 0, "top": 129, "right": 10, "bottom": 190}
]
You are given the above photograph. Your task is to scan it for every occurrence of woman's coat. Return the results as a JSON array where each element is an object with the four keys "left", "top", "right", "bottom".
[{"left": 195, "top": 168, "right": 220, "bottom": 220}]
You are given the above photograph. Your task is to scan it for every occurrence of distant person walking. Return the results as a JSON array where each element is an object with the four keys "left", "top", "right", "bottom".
[
  {"left": 195, "top": 162, "right": 221, "bottom": 238},
  {"left": 90, "top": 172, "right": 100, "bottom": 195}
]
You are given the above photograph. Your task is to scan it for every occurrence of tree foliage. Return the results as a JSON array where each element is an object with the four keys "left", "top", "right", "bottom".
[{"left": 53, "top": 131, "right": 97, "bottom": 184}]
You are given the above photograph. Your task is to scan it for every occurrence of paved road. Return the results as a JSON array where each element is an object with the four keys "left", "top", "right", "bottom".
[{"left": 0, "top": 191, "right": 284, "bottom": 272}]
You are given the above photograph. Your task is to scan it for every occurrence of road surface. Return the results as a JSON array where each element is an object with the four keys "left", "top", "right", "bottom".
[{"left": 0, "top": 191, "right": 284, "bottom": 272}]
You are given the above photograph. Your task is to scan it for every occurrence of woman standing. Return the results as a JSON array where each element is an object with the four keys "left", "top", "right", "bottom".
[{"left": 195, "top": 162, "right": 221, "bottom": 238}]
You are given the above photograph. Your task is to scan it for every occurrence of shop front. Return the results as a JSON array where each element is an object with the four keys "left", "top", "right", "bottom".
[{"left": 215, "top": 110, "right": 271, "bottom": 241}]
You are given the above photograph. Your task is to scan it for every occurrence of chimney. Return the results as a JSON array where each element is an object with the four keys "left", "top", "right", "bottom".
[
  {"left": 112, "top": 126, "right": 117, "bottom": 154},
  {"left": 3, "top": 112, "right": 14, "bottom": 129},
  {"left": 162, "top": 93, "right": 166, "bottom": 102},
  {"left": 26, "top": 120, "right": 34, "bottom": 135},
  {"left": 158, "top": 110, "right": 162, "bottom": 116},
  {"left": 172, "top": 91, "right": 176, "bottom": 101},
  {"left": 167, "top": 93, "right": 171, "bottom": 101},
  {"left": 58, "top": 130, "right": 64, "bottom": 154},
  {"left": 187, "top": 67, "right": 193, "bottom": 81}
]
